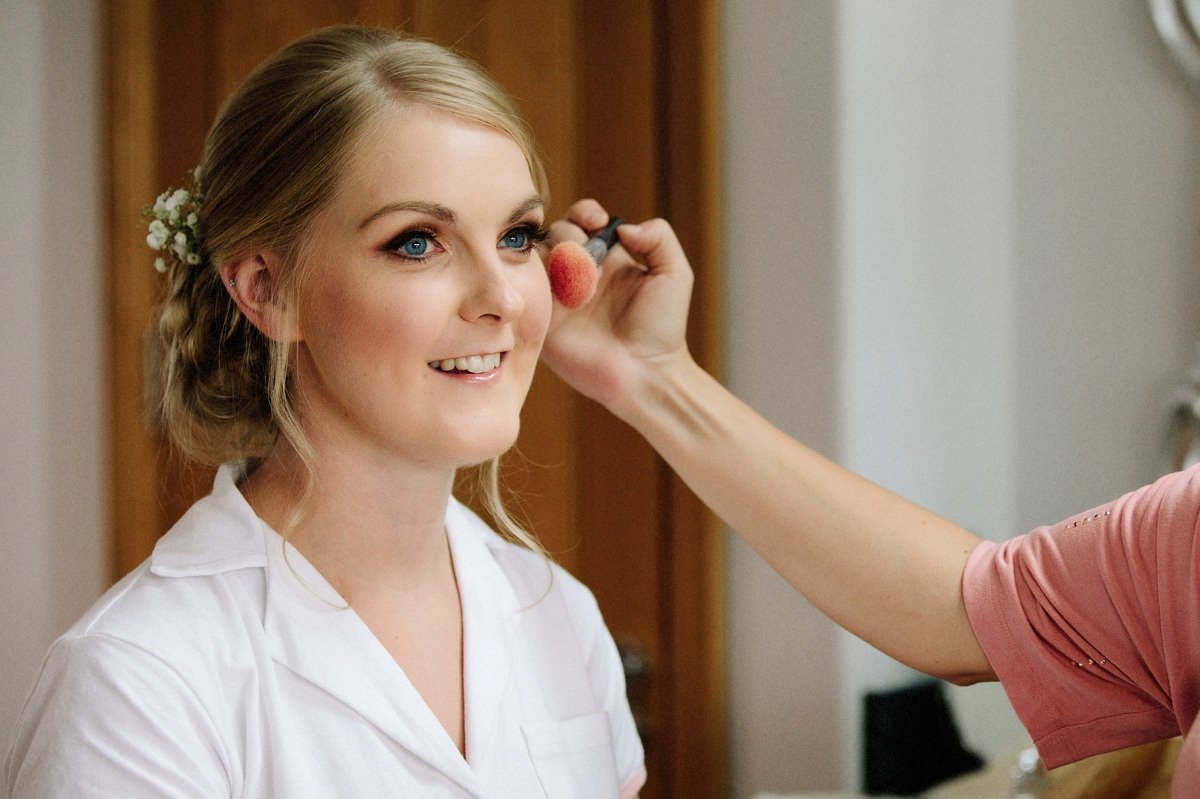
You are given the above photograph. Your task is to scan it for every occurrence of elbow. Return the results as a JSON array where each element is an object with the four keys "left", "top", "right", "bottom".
[
  {"left": 919, "top": 647, "right": 998, "bottom": 686},
  {"left": 941, "top": 668, "right": 997, "bottom": 687},
  {"left": 923, "top": 627, "right": 997, "bottom": 686}
]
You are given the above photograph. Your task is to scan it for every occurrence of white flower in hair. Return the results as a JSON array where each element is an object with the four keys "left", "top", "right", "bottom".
[
  {"left": 146, "top": 219, "right": 169, "bottom": 250},
  {"left": 144, "top": 174, "right": 203, "bottom": 274}
]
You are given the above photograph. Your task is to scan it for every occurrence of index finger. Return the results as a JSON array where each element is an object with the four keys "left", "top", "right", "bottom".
[
  {"left": 614, "top": 218, "right": 694, "bottom": 282},
  {"left": 564, "top": 198, "right": 610, "bottom": 232}
]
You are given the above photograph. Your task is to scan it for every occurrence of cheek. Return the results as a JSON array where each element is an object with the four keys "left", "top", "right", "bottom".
[
  {"left": 519, "top": 265, "right": 553, "bottom": 345},
  {"left": 303, "top": 281, "right": 431, "bottom": 360}
]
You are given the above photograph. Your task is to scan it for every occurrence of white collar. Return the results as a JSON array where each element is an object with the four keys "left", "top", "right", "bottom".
[
  {"left": 149, "top": 463, "right": 267, "bottom": 577},
  {"left": 149, "top": 463, "right": 519, "bottom": 581},
  {"left": 145, "top": 462, "right": 530, "bottom": 791}
]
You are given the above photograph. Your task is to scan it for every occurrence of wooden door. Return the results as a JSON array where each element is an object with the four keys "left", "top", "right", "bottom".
[{"left": 106, "top": 2, "right": 725, "bottom": 796}]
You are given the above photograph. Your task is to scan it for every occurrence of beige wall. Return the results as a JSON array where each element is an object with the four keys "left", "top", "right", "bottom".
[
  {"left": 722, "top": 1, "right": 846, "bottom": 793},
  {"left": 0, "top": 0, "right": 107, "bottom": 757}
]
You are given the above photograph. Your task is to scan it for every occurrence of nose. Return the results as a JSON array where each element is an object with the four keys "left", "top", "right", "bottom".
[{"left": 459, "top": 249, "right": 526, "bottom": 323}]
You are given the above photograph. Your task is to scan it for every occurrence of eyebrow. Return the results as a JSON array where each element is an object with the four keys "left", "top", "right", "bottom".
[
  {"left": 507, "top": 195, "right": 547, "bottom": 224},
  {"left": 357, "top": 195, "right": 546, "bottom": 231},
  {"left": 358, "top": 200, "right": 453, "bottom": 231}
]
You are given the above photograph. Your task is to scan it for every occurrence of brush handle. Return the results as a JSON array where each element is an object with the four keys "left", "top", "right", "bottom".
[{"left": 582, "top": 216, "right": 626, "bottom": 263}]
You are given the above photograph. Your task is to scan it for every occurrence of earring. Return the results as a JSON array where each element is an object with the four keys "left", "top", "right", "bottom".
[{"left": 227, "top": 279, "right": 236, "bottom": 287}]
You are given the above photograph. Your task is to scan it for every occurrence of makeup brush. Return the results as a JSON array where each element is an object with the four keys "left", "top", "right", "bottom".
[{"left": 547, "top": 216, "right": 625, "bottom": 309}]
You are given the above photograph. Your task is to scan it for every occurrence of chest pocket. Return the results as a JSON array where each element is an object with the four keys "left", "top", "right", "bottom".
[{"left": 522, "top": 712, "right": 620, "bottom": 798}]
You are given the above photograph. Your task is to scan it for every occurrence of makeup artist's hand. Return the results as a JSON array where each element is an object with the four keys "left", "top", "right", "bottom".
[
  {"left": 542, "top": 199, "right": 696, "bottom": 419},
  {"left": 544, "top": 204, "right": 993, "bottom": 687}
]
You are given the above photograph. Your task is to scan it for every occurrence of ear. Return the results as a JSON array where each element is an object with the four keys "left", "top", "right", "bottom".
[{"left": 219, "top": 253, "right": 302, "bottom": 343}]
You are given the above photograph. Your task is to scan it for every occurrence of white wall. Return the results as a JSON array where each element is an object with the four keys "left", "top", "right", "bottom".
[
  {"left": 724, "top": 1, "right": 1200, "bottom": 796},
  {"left": 836, "top": 2, "right": 1022, "bottom": 790},
  {"left": 0, "top": 0, "right": 107, "bottom": 756}
]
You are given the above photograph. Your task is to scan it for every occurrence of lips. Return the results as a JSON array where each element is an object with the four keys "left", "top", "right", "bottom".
[{"left": 427, "top": 352, "right": 503, "bottom": 374}]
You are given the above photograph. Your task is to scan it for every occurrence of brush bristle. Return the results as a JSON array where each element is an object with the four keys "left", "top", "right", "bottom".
[{"left": 547, "top": 241, "right": 598, "bottom": 309}]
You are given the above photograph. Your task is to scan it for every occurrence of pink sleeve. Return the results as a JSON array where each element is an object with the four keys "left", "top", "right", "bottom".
[
  {"left": 962, "top": 467, "right": 1200, "bottom": 768},
  {"left": 619, "top": 762, "right": 647, "bottom": 799}
]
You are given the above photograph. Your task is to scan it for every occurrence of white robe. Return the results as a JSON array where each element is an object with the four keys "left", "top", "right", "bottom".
[{"left": 6, "top": 465, "right": 646, "bottom": 798}]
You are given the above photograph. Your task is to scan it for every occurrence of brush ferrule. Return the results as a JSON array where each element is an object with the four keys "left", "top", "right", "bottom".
[{"left": 583, "top": 237, "right": 610, "bottom": 263}]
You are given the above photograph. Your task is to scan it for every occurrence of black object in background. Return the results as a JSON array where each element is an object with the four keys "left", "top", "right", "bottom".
[{"left": 863, "top": 679, "right": 985, "bottom": 795}]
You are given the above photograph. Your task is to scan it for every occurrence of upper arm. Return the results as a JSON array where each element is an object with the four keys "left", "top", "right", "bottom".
[
  {"left": 7, "top": 634, "right": 231, "bottom": 798},
  {"left": 961, "top": 468, "right": 1200, "bottom": 765}
]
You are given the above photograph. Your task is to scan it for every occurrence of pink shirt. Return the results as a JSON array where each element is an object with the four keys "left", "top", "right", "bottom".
[{"left": 963, "top": 466, "right": 1200, "bottom": 797}]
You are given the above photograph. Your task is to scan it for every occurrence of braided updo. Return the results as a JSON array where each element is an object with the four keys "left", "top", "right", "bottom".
[{"left": 156, "top": 25, "right": 548, "bottom": 470}]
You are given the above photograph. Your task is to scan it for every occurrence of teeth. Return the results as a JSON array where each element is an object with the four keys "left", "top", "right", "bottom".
[{"left": 428, "top": 353, "right": 502, "bottom": 374}]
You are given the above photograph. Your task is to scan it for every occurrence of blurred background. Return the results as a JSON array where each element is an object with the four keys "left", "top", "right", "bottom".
[{"left": 4, "top": 1, "right": 1199, "bottom": 797}]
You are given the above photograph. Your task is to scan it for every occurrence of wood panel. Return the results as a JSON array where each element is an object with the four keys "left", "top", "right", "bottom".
[
  {"left": 106, "top": 0, "right": 161, "bottom": 578},
  {"left": 660, "top": 1, "right": 728, "bottom": 792},
  {"left": 572, "top": 0, "right": 671, "bottom": 788},
  {"left": 106, "top": 2, "right": 724, "bottom": 796}
]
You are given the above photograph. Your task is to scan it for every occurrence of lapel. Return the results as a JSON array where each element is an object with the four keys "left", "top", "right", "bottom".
[
  {"left": 444, "top": 500, "right": 522, "bottom": 768},
  {"left": 261, "top": 505, "right": 480, "bottom": 794},
  {"left": 150, "top": 463, "right": 269, "bottom": 577},
  {"left": 165, "top": 468, "right": 527, "bottom": 793}
]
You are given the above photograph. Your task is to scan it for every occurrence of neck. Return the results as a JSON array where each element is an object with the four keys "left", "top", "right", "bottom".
[{"left": 239, "top": 439, "right": 459, "bottom": 598}]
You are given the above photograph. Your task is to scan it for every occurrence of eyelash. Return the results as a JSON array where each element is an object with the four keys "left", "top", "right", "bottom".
[
  {"left": 384, "top": 223, "right": 550, "bottom": 263},
  {"left": 514, "top": 223, "right": 551, "bottom": 251}
]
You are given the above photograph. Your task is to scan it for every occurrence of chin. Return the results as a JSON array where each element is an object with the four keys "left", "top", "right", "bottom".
[{"left": 448, "top": 427, "right": 520, "bottom": 468}]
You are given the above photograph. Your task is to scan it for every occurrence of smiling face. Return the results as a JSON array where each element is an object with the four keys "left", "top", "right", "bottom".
[{"left": 289, "top": 105, "right": 552, "bottom": 472}]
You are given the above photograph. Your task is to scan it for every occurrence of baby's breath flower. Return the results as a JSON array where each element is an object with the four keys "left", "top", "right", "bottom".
[
  {"left": 146, "top": 219, "right": 169, "bottom": 250},
  {"left": 144, "top": 173, "right": 204, "bottom": 274}
]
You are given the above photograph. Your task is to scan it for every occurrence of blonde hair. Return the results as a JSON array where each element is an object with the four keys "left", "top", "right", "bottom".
[{"left": 156, "top": 25, "right": 548, "bottom": 552}]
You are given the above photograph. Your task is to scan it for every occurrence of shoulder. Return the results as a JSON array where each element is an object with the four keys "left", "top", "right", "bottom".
[
  {"left": 970, "top": 465, "right": 1200, "bottom": 580},
  {"left": 962, "top": 468, "right": 1200, "bottom": 766},
  {"left": 62, "top": 559, "right": 264, "bottom": 672},
  {"left": 8, "top": 623, "right": 234, "bottom": 797},
  {"left": 1123, "top": 465, "right": 1200, "bottom": 547},
  {"left": 52, "top": 469, "right": 271, "bottom": 692},
  {"left": 1031, "top": 465, "right": 1200, "bottom": 581},
  {"left": 8, "top": 474, "right": 270, "bottom": 795}
]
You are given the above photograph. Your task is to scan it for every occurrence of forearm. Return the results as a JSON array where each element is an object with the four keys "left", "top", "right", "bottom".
[{"left": 613, "top": 352, "right": 995, "bottom": 683}]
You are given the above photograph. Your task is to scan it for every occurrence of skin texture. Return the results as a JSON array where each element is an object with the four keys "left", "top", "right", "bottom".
[
  {"left": 542, "top": 199, "right": 996, "bottom": 685},
  {"left": 218, "top": 106, "right": 553, "bottom": 753}
]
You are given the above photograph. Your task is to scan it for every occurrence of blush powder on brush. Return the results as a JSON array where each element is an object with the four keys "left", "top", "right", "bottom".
[{"left": 546, "top": 216, "right": 625, "bottom": 309}]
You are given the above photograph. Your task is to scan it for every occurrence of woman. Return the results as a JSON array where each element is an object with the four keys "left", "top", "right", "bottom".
[
  {"left": 6, "top": 28, "right": 643, "bottom": 798},
  {"left": 543, "top": 199, "right": 1199, "bottom": 796}
]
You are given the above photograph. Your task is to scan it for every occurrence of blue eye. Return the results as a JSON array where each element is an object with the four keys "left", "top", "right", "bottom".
[
  {"left": 399, "top": 234, "right": 431, "bottom": 256},
  {"left": 501, "top": 224, "right": 548, "bottom": 253},
  {"left": 386, "top": 230, "right": 437, "bottom": 261},
  {"left": 501, "top": 228, "right": 529, "bottom": 250}
]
